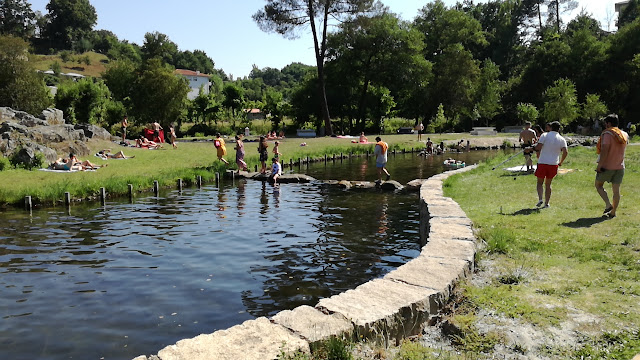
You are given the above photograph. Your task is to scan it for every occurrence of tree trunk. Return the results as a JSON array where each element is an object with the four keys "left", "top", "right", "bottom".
[
  {"left": 537, "top": 1, "right": 543, "bottom": 35},
  {"left": 308, "top": 0, "right": 332, "bottom": 136},
  {"left": 555, "top": 0, "right": 560, "bottom": 32}
]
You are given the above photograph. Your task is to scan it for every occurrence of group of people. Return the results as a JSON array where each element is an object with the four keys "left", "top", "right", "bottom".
[
  {"left": 519, "top": 115, "right": 628, "bottom": 218},
  {"left": 52, "top": 153, "right": 106, "bottom": 171},
  {"left": 122, "top": 116, "right": 177, "bottom": 149},
  {"left": 214, "top": 133, "right": 283, "bottom": 184}
]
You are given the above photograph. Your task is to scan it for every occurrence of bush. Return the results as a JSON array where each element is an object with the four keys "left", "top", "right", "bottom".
[
  {"left": 0, "top": 156, "right": 10, "bottom": 171},
  {"left": 186, "top": 123, "right": 217, "bottom": 137},
  {"left": 59, "top": 50, "right": 72, "bottom": 63},
  {"left": 9, "top": 150, "right": 45, "bottom": 170}
]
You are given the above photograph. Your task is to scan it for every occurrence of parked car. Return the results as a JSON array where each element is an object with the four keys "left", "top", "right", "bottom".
[{"left": 397, "top": 127, "right": 415, "bottom": 134}]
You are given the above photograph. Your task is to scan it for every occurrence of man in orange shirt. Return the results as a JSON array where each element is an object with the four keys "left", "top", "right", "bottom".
[{"left": 595, "top": 114, "right": 629, "bottom": 218}]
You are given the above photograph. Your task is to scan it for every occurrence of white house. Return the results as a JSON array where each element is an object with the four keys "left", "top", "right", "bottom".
[
  {"left": 615, "top": 1, "right": 629, "bottom": 13},
  {"left": 175, "top": 69, "right": 211, "bottom": 100}
]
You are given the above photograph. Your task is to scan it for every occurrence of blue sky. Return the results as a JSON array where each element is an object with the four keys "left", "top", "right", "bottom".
[{"left": 28, "top": 0, "right": 618, "bottom": 78}]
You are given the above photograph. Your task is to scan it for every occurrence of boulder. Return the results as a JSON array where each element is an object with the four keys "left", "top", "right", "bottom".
[
  {"left": 39, "top": 108, "right": 65, "bottom": 125},
  {"left": 380, "top": 180, "right": 404, "bottom": 191},
  {"left": 337, "top": 180, "right": 352, "bottom": 189},
  {"left": 1, "top": 121, "right": 29, "bottom": 136},
  {"left": 0, "top": 107, "right": 16, "bottom": 122},
  {"left": 406, "top": 179, "right": 428, "bottom": 191},
  {"left": 74, "top": 124, "right": 112, "bottom": 140}
]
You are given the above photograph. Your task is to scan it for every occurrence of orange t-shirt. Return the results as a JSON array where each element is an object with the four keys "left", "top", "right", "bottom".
[{"left": 600, "top": 132, "right": 627, "bottom": 170}]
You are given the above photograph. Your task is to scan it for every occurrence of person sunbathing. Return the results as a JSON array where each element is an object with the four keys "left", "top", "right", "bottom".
[
  {"left": 359, "top": 132, "right": 368, "bottom": 143},
  {"left": 97, "top": 149, "right": 134, "bottom": 159},
  {"left": 70, "top": 153, "right": 106, "bottom": 170},
  {"left": 136, "top": 136, "right": 161, "bottom": 149}
]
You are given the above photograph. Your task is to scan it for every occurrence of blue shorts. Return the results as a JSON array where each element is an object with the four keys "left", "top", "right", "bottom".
[{"left": 376, "top": 161, "right": 386, "bottom": 168}]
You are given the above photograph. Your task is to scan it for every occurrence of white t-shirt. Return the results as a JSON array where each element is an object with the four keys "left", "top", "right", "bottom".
[{"left": 537, "top": 131, "right": 567, "bottom": 165}]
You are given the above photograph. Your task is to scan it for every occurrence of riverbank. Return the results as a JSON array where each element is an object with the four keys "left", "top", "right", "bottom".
[
  {"left": 0, "top": 133, "right": 516, "bottom": 207},
  {"left": 351, "top": 145, "right": 639, "bottom": 359}
]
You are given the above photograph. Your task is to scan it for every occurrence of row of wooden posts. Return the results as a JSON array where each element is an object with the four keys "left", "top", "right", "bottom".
[{"left": 23, "top": 147, "right": 432, "bottom": 211}]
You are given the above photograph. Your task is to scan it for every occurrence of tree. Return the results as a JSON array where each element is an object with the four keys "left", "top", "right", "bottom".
[
  {"left": 0, "top": 35, "right": 51, "bottom": 114},
  {"left": 44, "top": 0, "right": 97, "bottom": 50},
  {"left": 253, "top": 0, "right": 379, "bottom": 136},
  {"left": 325, "top": 12, "right": 429, "bottom": 132},
  {"left": 102, "top": 59, "right": 137, "bottom": 102},
  {"left": 475, "top": 59, "right": 504, "bottom": 126},
  {"left": 262, "top": 88, "right": 287, "bottom": 130},
  {"left": 541, "top": 78, "right": 578, "bottom": 126},
  {"left": 0, "top": 0, "right": 37, "bottom": 38},
  {"left": 617, "top": 0, "right": 640, "bottom": 29},
  {"left": 141, "top": 31, "right": 178, "bottom": 64},
  {"left": 130, "top": 58, "right": 189, "bottom": 127},
  {"left": 54, "top": 77, "right": 111, "bottom": 125},
  {"left": 516, "top": 102, "right": 539, "bottom": 124},
  {"left": 175, "top": 49, "right": 215, "bottom": 74},
  {"left": 222, "top": 83, "right": 244, "bottom": 118},
  {"left": 581, "top": 93, "right": 607, "bottom": 125},
  {"left": 546, "top": 0, "right": 577, "bottom": 32}
]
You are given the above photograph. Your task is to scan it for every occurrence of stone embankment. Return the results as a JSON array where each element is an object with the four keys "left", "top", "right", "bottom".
[
  {"left": 133, "top": 165, "right": 478, "bottom": 360},
  {"left": 0, "top": 107, "right": 112, "bottom": 164}
]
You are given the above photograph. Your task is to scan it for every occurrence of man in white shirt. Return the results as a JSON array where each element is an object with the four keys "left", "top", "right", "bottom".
[{"left": 533, "top": 121, "right": 568, "bottom": 208}]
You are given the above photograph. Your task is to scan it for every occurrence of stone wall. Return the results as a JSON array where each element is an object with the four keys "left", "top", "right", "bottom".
[{"left": 133, "top": 165, "right": 478, "bottom": 360}]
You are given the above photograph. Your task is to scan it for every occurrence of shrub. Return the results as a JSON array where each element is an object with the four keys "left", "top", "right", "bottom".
[
  {"left": 0, "top": 156, "right": 11, "bottom": 171},
  {"left": 9, "top": 150, "right": 45, "bottom": 170},
  {"left": 60, "top": 50, "right": 72, "bottom": 63}
]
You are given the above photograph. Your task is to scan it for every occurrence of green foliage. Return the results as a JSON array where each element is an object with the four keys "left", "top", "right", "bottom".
[
  {"left": 475, "top": 59, "right": 504, "bottom": 125},
  {"left": 9, "top": 150, "right": 44, "bottom": 170},
  {"left": 542, "top": 78, "right": 578, "bottom": 125},
  {"left": 141, "top": 31, "right": 178, "bottom": 64},
  {"left": 51, "top": 60, "right": 62, "bottom": 75},
  {"left": 222, "top": 83, "right": 244, "bottom": 117},
  {"left": 44, "top": 0, "right": 97, "bottom": 50},
  {"left": 277, "top": 337, "right": 353, "bottom": 360},
  {"left": 516, "top": 103, "right": 539, "bottom": 124},
  {"left": 0, "top": 156, "right": 10, "bottom": 171},
  {"left": 427, "top": 103, "right": 449, "bottom": 133},
  {"left": 54, "top": 77, "right": 112, "bottom": 125},
  {"left": 0, "top": 35, "right": 52, "bottom": 115},
  {"left": 573, "top": 330, "right": 640, "bottom": 360},
  {"left": 617, "top": 0, "right": 640, "bottom": 29},
  {"left": 0, "top": 0, "right": 37, "bottom": 39},
  {"left": 581, "top": 93, "right": 608, "bottom": 122}
]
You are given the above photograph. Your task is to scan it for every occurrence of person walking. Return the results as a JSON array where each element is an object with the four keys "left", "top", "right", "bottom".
[
  {"left": 595, "top": 114, "right": 629, "bottom": 218},
  {"left": 214, "top": 133, "right": 229, "bottom": 165},
  {"left": 519, "top": 121, "right": 538, "bottom": 172},
  {"left": 533, "top": 121, "right": 567, "bottom": 208},
  {"left": 169, "top": 125, "right": 178, "bottom": 149},
  {"left": 235, "top": 135, "right": 248, "bottom": 171},
  {"left": 374, "top": 136, "right": 391, "bottom": 183},
  {"left": 417, "top": 122, "right": 424, "bottom": 141}
]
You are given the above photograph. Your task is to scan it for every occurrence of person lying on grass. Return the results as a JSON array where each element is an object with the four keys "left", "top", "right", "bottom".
[
  {"left": 52, "top": 153, "right": 106, "bottom": 171},
  {"left": 96, "top": 149, "right": 135, "bottom": 160}
]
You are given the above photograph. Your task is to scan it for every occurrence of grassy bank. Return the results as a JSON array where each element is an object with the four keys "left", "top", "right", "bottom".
[
  {"left": 440, "top": 145, "right": 640, "bottom": 358},
  {"left": 0, "top": 133, "right": 509, "bottom": 207}
]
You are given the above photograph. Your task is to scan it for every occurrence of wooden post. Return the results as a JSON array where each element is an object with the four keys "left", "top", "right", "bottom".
[
  {"left": 178, "top": 178, "right": 183, "bottom": 192},
  {"left": 255, "top": 164, "right": 259, "bottom": 172},
  {"left": 64, "top": 192, "right": 71, "bottom": 206},
  {"left": 289, "top": 158, "right": 293, "bottom": 168},
  {"left": 25, "top": 196, "right": 32, "bottom": 211},
  {"left": 215, "top": 172, "right": 220, "bottom": 186},
  {"left": 100, "top": 187, "right": 106, "bottom": 205},
  {"left": 128, "top": 184, "right": 133, "bottom": 200},
  {"left": 197, "top": 175, "right": 202, "bottom": 188},
  {"left": 340, "top": 153, "right": 343, "bottom": 162},
  {"left": 298, "top": 158, "right": 301, "bottom": 168},
  {"left": 324, "top": 154, "right": 327, "bottom": 162},
  {"left": 153, "top": 181, "right": 159, "bottom": 196},
  {"left": 332, "top": 154, "right": 336, "bottom": 162}
]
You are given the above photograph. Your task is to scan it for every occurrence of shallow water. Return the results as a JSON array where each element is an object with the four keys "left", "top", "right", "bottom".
[{"left": 0, "top": 150, "right": 502, "bottom": 359}]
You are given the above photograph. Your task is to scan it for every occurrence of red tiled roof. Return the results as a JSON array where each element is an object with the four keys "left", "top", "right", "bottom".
[{"left": 174, "top": 69, "right": 210, "bottom": 77}]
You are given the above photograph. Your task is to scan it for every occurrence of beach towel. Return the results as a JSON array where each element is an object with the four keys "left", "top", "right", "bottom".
[{"left": 596, "top": 127, "right": 628, "bottom": 154}]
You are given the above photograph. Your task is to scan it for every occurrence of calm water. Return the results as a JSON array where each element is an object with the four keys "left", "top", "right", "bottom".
[{"left": 0, "top": 150, "right": 501, "bottom": 360}]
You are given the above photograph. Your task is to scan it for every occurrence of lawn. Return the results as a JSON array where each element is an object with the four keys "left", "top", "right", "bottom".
[
  {"left": 441, "top": 145, "right": 640, "bottom": 358},
  {"left": 32, "top": 51, "right": 110, "bottom": 78}
]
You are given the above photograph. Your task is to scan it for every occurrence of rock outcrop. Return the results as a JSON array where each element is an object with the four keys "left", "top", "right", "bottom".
[{"left": 0, "top": 107, "right": 114, "bottom": 164}]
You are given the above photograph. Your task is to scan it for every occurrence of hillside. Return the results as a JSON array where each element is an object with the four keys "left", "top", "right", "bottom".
[{"left": 31, "top": 51, "right": 109, "bottom": 78}]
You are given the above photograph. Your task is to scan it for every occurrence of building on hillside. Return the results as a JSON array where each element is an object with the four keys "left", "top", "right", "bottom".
[
  {"left": 615, "top": 1, "right": 629, "bottom": 13},
  {"left": 174, "top": 69, "right": 211, "bottom": 100},
  {"left": 244, "top": 108, "right": 265, "bottom": 120}
]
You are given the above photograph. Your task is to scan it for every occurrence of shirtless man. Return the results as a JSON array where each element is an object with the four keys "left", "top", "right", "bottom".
[
  {"left": 152, "top": 121, "right": 163, "bottom": 142},
  {"left": 519, "top": 121, "right": 538, "bottom": 172}
]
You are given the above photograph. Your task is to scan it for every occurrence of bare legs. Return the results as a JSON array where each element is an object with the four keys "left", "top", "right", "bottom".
[
  {"left": 536, "top": 177, "right": 553, "bottom": 207},
  {"left": 595, "top": 180, "right": 621, "bottom": 216}
]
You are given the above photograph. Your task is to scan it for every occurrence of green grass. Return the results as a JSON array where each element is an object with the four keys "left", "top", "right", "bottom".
[
  {"left": 442, "top": 145, "right": 640, "bottom": 357},
  {"left": 0, "top": 134, "right": 517, "bottom": 206},
  {"left": 32, "top": 51, "right": 109, "bottom": 78}
]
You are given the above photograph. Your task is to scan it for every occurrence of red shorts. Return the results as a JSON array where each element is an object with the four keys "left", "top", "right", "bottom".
[{"left": 535, "top": 163, "right": 558, "bottom": 179}]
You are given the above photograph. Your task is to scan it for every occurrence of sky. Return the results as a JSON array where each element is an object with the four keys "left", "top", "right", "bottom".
[{"left": 28, "top": 0, "right": 621, "bottom": 78}]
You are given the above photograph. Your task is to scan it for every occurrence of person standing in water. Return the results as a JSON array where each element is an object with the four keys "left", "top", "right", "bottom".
[{"left": 374, "top": 136, "right": 391, "bottom": 183}]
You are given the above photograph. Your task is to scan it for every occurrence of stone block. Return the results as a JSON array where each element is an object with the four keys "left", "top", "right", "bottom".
[
  {"left": 272, "top": 305, "right": 353, "bottom": 344},
  {"left": 384, "top": 255, "right": 470, "bottom": 302},
  {"left": 428, "top": 220, "right": 474, "bottom": 241},
  {"left": 421, "top": 237, "right": 476, "bottom": 264},
  {"left": 156, "top": 317, "right": 308, "bottom": 360},
  {"left": 317, "top": 279, "right": 437, "bottom": 341}
]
